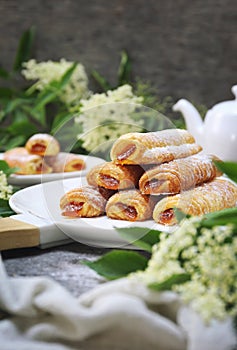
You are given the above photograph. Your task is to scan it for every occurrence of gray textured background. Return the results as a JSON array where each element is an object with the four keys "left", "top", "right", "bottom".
[{"left": 1, "top": 0, "right": 237, "bottom": 106}]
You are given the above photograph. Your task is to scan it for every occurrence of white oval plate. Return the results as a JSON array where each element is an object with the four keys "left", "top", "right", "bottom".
[
  {"left": 9, "top": 177, "right": 173, "bottom": 248},
  {"left": 0, "top": 153, "right": 105, "bottom": 187}
]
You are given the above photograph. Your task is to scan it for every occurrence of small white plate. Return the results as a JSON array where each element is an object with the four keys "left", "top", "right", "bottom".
[
  {"left": 9, "top": 177, "right": 173, "bottom": 248},
  {"left": 0, "top": 153, "right": 105, "bottom": 187}
]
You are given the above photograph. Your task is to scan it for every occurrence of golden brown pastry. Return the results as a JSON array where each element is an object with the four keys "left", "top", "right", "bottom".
[
  {"left": 3, "top": 148, "right": 52, "bottom": 175},
  {"left": 60, "top": 186, "right": 108, "bottom": 218},
  {"left": 106, "top": 190, "right": 155, "bottom": 221},
  {"left": 4, "top": 147, "right": 29, "bottom": 157},
  {"left": 139, "top": 154, "right": 222, "bottom": 195},
  {"left": 110, "top": 129, "right": 202, "bottom": 165},
  {"left": 45, "top": 152, "right": 86, "bottom": 172},
  {"left": 86, "top": 162, "right": 144, "bottom": 190},
  {"left": 25, "top": 133, "right": 60, "bottom": 156},
  {"left": 153, "top": 178, "right": 237, "bottom": 225}
]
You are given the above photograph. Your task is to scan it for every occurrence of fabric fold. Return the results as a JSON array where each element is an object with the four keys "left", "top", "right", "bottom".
[{"left": 0, "top": 255, "right": 235, "bottom": 350}]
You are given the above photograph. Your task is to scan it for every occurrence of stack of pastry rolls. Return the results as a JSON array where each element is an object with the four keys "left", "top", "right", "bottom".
[
  {"left": 4, "top": 133, "right": 86, "bottom": 175},
  {"left": 60, "top": 128, "right": 237, "bottom": 224}
]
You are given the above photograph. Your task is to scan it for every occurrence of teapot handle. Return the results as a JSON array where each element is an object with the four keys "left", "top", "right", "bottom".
[{"left": 231, "top": 85, "right": 237, "bottom": 99}]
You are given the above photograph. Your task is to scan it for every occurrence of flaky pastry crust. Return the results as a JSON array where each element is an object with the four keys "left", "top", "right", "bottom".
[
  {"left": 87, "top": 162, "right": 144, "bottom": 190},
  {"left": 45, "top": 152, "right": 86, "bottom": 172},
  {"left": 110, "top": 129, "right": 202, "bottom": 165},
  {"left": 3, "top": 148, "right": 52, "bottom": 175},
  {"left": 153, "top": 178, "right": 237, "bottom": 225},
  {"left": 139, "top": 154, "right": 222, "bottom": 195},
  {"left": 60, "top": 186, "right": 107, "bottom": 218},
  {"left": 106, "top": 190, "right": 155, "bottom": 221},
  {"left": 25, "top": 133, "right": 60, "bottom": 156}
]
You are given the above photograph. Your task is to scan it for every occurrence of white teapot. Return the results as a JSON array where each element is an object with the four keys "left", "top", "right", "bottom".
[{"left": 172, "top": 85, "right": 237, "bottom": 161}]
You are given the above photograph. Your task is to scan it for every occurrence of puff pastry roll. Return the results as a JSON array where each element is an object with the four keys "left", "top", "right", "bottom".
[
  {"left": 87, "top": 162, "right": 144, "bottom": 190},
  {"left": 110, "top": 129, "right": 202, "bottom": 165},
  {"left": 45, "top": 152, "right": 86, "bottom": 172},
  {"left": 25, "top": 133, "right": 60, "bottom": 156},
  {"left": 153, "top": 178, "right": 237, "bottom": 225},
  {"left": 4, "top": 147, "right": 29, "bottom": 157},
  {"left": 139, "top": 154, "right": 222, "bottom": 195},
  {"left": 106, "top": 190, "right": 155, "bottom": 221},
  {"left": 60, "top": 186, "right": 108, "bottom": 218},
  {"left": 3, "top": 148, "right": 52, "bottom": 175}
]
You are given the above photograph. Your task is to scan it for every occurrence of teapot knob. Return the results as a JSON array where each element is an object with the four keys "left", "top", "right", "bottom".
[{"left": 231, "top": 85, "right": 237, "bottom": 99}]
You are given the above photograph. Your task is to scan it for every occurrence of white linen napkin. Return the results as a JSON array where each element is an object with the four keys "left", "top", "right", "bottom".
[{"left": 0, "top": 255, "right": 236, "bottom": 350}]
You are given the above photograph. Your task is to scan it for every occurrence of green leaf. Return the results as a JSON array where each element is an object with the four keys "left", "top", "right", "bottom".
[
  {"left": 0, "top": 160, "right": 19, "bottom": 177},
  {"left": 56, "top": 62, "right": 77, "bottom": 90},
  {"left": 0, "top": 199, "right": 15, "bottom": 217},
  {"left": 174, "top": 208, "right": 189, "bottom": 223},
  {"left": 4, "top": 135, "right": 26, "bottom": 150},
  {"left": 214, "top": 161, "right": 237, "bottom": 183},
  {"left": 83, "top": 250, "right": 148, "bottom": 280},
  {"left": 91, "top": 70, "right": 111, "bottom": 91},
  {"left": 32, "top": 65, "right": 75, "bottom": 111},
  {"left": 7, "top": 120, "right": 37, "bottom": 136},
  {"left": 33, "top": 88, "right": 59, "bottom": 111},
  {"left": 117, "top": 50, "right": 131, "bottom": 86},
  {"left": 201, "top": 207, "right": 237, "bottom": 228},
  {"left": 149, "top": 273, "right": 191, "bottom": 291},
  {"left": 116, "top": 226, "right": 162, "bottom": 252},
  {"left": 22, "top": 104, "right": 46, "bottom": 126},
  {"left": 51, "top": 112, "right": 75, "bottom": 133},
  {"left": 13, "top": 26, "right": 35, "bottom": 71},
  {"left": 0, "top": 160, "right": 12, "bottom": 173},
  {"left": 0, "top": 66, "right": 10, "bottom": 79},
  {"left": 0, "top": 97, "right": 32, "bottom": 121}
]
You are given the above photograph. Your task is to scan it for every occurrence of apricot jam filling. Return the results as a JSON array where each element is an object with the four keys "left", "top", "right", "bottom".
[
  {"left": 62, "top": 201, "right": 84, "bottom": 217},
  {"left": 117, "top": 144, "right": 136, "bottom": 161},
  {"left": 159, "top": 208, "right": 174, "bottom": 224},
  {"left": 36, "top": 163, "right": 43, "bottom": 173},
  {"left": 72, "top": 163, "right": 85, "bottom": 171},
  {"left": 31, "top": 143, "right": 46, "bottom": 154},
  {"left": 117, "top": 202, "right": 137, "bottom": 220},
  {"left": 99, "top": 174, "right": 119, "bottom": 189}
]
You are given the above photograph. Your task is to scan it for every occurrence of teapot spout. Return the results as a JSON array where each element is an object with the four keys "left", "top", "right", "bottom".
[{"left": 173, "top": 99, "right": 204, "bottom": 146}]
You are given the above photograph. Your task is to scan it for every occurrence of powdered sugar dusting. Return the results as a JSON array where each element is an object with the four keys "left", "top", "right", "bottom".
[
  {"left": 177, "top": 178, "right": 237, "bottom": 215},
  {"left": 140, "top": 153, "right": 220, "bottom": 193}
]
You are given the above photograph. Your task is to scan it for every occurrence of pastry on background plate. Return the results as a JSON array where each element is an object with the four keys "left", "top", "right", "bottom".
[
  {"left": 139, "top": 154, "right": 222, "bottom": 195},
  {"left": 106, "top": 190, "right": 156, "bottom": 221},
  {"left": 3, "top": 147, "right": 29, "bottom": 157},
  {"left": 87, "top": 162, "right": 144, "bottom": 190},
  {"left": 110, "top": 129, "right": 202, "bottom": 165},
  {"left": 3, "top": 147, "right": 52, "bottom": 175},
  {"left": 25, "top": 133, "right": 60, "bottom": 156},
  {"left": 152, "top": 178, "right": 237, "bottom": 225},
  {"left": 60, "top": 186, "right": 113, "bottom": 218},
  {"left": 45, "top": 152, "right": 86, "bottom": 173}
]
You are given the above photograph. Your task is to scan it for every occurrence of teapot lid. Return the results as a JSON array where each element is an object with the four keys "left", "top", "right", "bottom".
[{"left": 211, "top": 85, "right": 237, "bottom": 113}]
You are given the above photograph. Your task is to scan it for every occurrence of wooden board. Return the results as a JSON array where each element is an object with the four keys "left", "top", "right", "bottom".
[{"left": 0, "top": 218, "right": 40, "bottom": 251}]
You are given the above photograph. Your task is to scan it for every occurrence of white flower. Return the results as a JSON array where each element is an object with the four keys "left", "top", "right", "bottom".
[
  {"left": 22, "top": 59, "right": 90, "bottom": 105},
  {"left": 0, "top": 171, "right": 12, "bottom": 200},
  {"left": 135, "top": 217, "right": 237, "bottom": 323},
  {"left": 189, "top": 290, "right": 227, "bottom": 323},
  {"left": 75, "top": 85, "right": 144, "bottom": 152}
]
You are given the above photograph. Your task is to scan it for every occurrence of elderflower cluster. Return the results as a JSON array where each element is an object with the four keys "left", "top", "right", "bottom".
[
  {"left": 75, "top": 84, "right": 144, "bottom": 152},
  {"left": 0, "top": 171, "right": 12, "bottom": 200},
  {"left": 136, "top": 217, "right": 237, "bottom": 323},
  {"left": 22, "top": 59, "right": 90, "bottom": 105}
]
